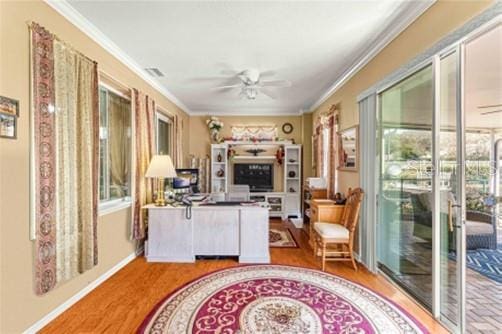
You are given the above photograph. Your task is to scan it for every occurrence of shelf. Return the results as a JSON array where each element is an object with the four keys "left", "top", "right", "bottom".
[
  {"left": 287, "top": 178, "right": 299, "bottom": 180},
  {"left": 213, "top": 162, "right": 226, "bottom": 164},
  {"left": 212, "top": 177, "right": 225, "bottom": 180}
]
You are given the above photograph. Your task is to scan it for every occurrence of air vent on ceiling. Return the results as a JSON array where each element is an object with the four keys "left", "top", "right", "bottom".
[{"left": 145, "top": 68, "right": 164, "bottom": 77}]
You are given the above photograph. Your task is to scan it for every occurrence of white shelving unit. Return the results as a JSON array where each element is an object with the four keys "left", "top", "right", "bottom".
[
  {"left": 284, "top": 145, "right": 302, "bottom": 218},
  {"left": 210, "top": 142, "right": 302, "bottom": 219},
  {"left": 210, "top": 144, "right": 228, "bottom": 193}
]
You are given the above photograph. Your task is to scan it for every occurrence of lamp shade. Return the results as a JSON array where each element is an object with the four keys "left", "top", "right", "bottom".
[{"left": 145, "top": 155, "right": 177, "bottom": 178}]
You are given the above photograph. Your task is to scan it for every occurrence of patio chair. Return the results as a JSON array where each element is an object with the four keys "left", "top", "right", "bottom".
[{"left": 466, "top": 210, "right": 497, "bottom": 250}]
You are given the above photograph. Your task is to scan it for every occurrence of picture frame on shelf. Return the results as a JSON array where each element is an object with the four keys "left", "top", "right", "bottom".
[{"left": 337, "top": 126, "right": 358, "bottom": 171}]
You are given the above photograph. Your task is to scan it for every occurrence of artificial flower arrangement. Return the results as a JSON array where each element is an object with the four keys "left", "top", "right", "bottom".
[{"left": 206, "top": 116, "right": 224, "bottom": 142}]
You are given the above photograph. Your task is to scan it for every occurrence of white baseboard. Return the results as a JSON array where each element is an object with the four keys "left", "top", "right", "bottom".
[{"left": 24, "top": 252, "right": 137, "bottom": 334}]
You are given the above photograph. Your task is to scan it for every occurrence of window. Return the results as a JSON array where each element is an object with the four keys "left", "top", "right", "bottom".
[
  {"left": 156, "top": 111, "right": 173, "bottom": 156},
  {"left": 99, "top": 86, "right": 132, "bottom": 208}
]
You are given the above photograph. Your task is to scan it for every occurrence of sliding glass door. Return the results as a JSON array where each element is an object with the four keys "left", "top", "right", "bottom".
[
  {"left": 372, "top": 15, "right": 501, "bottom": 334},
  {"left": 378, "top": 64, "right": 434, "bottom": 308}
]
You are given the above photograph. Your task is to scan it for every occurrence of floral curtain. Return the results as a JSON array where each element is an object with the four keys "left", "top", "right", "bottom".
[
  {"left": 313, "top": 107, "right": 339, "bottom": 198},
  {"left": 31, "top": 23, "right": 98, "bottom": 294},
  {"left": 173, "top": 115, "right": 183, "bottom": 167},
  {"left": 131, "top": 90, "right": 155, "bottom": 240},
  {"left": 313, "top": 124, "right": 324, "bottom": 178}
]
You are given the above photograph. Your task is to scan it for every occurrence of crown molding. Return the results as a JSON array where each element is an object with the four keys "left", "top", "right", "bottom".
[
  {"left": 190, "top": 108, "right": 304, "bottom": 117},
  {"left": 308, "top": 0, "right": 436, "bottom": 113},
  {"left": 44, "top": 0, "right": 193, "bottom": 115}
]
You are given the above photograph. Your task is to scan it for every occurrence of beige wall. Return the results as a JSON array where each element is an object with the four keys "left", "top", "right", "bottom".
[
  {"left": 311, "top": 0, "right": 493, "bottom": 193},
  {"left": 0, "top": 1, "right": 189, "bottom": 332}
]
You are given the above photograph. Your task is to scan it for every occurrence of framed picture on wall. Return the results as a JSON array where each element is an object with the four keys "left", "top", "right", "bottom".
[
  {"left": 0, "top": 113, "right": 17, "bottom": 139},
  {"left": 0, "top": 96, "right": 19, "bottom": 117},
  {"left": 337, "top": 126, "right": 358, "bottom": 171}
]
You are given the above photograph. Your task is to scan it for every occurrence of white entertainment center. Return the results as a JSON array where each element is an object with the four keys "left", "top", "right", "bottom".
[{"left": 210, "top": 141, "right": 302, "bottom": 219}]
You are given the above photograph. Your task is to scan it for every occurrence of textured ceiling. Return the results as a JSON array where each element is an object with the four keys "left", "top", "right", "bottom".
[{"left": 67, "top": 0, "right": 429, "bottom": 115}]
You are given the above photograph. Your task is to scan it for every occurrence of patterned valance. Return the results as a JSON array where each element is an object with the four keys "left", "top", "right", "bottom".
[{"left": 231, "top": 125, "right": 277, "bottom": 141}]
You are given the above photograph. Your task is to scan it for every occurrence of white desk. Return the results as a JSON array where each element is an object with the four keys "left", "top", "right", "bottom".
[{"left": 144, "top": 204, "right": 270, "bottom": 263}]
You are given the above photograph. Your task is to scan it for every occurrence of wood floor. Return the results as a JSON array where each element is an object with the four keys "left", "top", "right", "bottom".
[{"left": 41, "top": 220, "right": 449, "bottom": 333}]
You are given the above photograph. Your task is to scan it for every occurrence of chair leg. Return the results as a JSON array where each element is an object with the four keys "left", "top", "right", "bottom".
[
  {"left": 349, "top": 242, "right": 357, "bottom": 271},
  {"left": 321, "top": 241, "right": 326, "bottom": 271},
  {"left": 313, "top": 235, "right": 317, "bottom": 257}
]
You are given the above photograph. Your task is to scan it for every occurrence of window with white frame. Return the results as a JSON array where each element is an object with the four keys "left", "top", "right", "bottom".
[
  {"left": 99, "top": 86, "right": 132, "bottom": 205},
  {"left": 156, "top": 111, "right": 174, "bottom": 156}
]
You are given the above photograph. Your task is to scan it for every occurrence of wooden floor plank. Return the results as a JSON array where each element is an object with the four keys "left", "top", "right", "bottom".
[{"left": 41, "top": 220, "right": 449, "bottom": 333}]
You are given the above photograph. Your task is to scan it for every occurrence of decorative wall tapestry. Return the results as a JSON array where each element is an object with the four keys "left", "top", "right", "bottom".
[
  {"left": 131, "top": 90, "right": 155, "bottom": 240},
  {"left": 231, "top": 125, "right": 277, "bottom": 141},
  {"left": 30, "top": 23, "right": 98, "bottom": 295}
]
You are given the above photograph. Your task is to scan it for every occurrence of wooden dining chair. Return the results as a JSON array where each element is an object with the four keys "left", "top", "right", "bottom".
[{"left": 312, "top": 188, "right": 364, "bottom": 271}]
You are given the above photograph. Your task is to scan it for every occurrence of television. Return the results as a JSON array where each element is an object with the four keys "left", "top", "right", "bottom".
[
  {"left": 234, "top": 163, "right": 273, "bottom": 192},
  {"left": 173, "top": 168, "right": 199, "bottom": 191}
]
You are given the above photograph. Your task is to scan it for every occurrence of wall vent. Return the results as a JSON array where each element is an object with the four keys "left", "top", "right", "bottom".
[{"left": 145, "top": 68, "right": 164, "bottom": 77}]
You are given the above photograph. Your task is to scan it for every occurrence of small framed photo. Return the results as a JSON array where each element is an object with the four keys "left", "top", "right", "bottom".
[
  {"left": 0, "top": 113, "right": 17, "bottom": 139},
  {"left": 0, "top": 96, "right": 19, "bottom": 117},
  {"left": 337, "top": 126, "right": 358, "bottom": 172}
]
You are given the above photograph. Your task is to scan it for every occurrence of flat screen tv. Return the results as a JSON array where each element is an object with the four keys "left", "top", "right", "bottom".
[{"left": 233, "top": 163, "right": 273, "bottom": 192}]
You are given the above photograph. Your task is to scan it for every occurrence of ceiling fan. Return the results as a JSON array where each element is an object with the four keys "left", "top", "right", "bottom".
[{"left": 213, "top": 68, "right": 291, "bottom": 100}]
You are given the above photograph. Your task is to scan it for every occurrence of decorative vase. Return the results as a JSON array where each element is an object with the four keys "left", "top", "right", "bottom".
[
  {"left": 288, "top": 171, "right": 296, "bottom": 178},
  {"left": 210, "top": 129, "right": 220, "bottom": 143},
  {"left": 216, "top": 169, "right": 225, "bottom": 177},
  {"left": 217, "top": 153, "right": 222, "bottom": 162}
]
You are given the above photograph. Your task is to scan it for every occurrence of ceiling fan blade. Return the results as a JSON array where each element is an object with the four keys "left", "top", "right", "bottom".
[
  {"left": 260, "top": 79, "right": 292, "bottom": 87},
  {"left": 481, "top": 109, "right": 502, "bottom": 115},
  {"left": 185, "top": 76, "right": 234, "bottom": 84},
  {"left": 260, "top": 70, "right": 276, "bottom": 78},
  {"left": 478, "top": 103, "right": 502, "bottom": 109},
  {"left": 212, "top": 84, "right": 242, "bottom": 90},
  {"left": 259, "top": 88, "right": 278, "bottom": 100}
]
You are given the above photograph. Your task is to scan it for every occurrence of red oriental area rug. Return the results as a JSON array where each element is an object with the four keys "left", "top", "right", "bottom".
[{"left": 138, "top": 265, "right": 428, "bottom": 334}]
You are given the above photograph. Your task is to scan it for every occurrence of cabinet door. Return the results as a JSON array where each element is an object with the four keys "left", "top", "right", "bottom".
[
  {"left": 285, "top": 194, "right": 300, "bottom": 215},
  {"left": 193, "top": 209, "right": 239, "bottom": 255},
  {"left": 147, "top": 209, "right": 194, "bottom": 262}
]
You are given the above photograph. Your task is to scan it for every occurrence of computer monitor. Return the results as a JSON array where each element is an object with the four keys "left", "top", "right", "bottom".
[{"left": 173, "top": 168, "right": 199, "bottom": 192}]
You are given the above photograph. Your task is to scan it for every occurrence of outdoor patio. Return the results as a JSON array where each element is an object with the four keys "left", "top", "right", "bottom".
[{"left": 388, "top": 221, "right": 502, "bottom": 333}]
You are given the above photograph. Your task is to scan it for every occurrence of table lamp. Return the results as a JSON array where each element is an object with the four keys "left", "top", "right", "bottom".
[{"left": 145, "top": 155, "right": 177, "bottom": 206}]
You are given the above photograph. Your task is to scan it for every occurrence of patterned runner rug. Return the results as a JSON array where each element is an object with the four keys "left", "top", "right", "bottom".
[
  {"left": 449, "top": 244, "right": 502, "bottom": 283},
  {"left": 269, "top": 225, "right": 298, "bottom": 248},
  {"left": 138, "top": 265, "right": 428, "bottom": 333}
]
